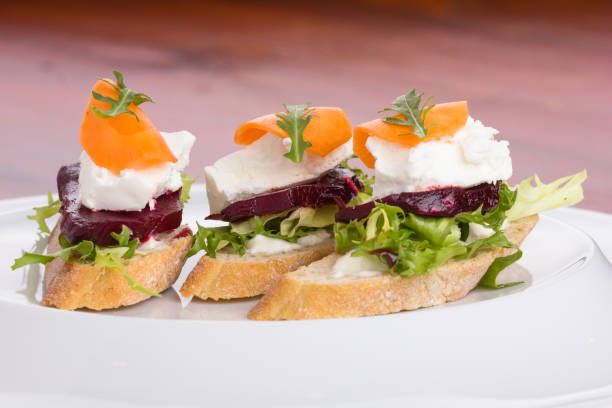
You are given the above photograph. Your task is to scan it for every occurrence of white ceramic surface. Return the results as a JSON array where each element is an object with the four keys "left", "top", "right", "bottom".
[{"left": 1, "top": 187, "right": 611, "bottom": 407}]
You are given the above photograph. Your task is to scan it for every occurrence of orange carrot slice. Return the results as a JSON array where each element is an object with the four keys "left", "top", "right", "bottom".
[
  {"left": 79, "top": 79, "right": 176, "bottom": 174},
  {"left": 354, "top": 101, "right": 469, "bottom": 168},
  {"left": 234, "top": 107, "right": 352, "bottom": 157}
]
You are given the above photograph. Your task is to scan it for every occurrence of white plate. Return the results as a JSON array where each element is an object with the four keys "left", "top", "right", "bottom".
[{"left": 1, "top": 186, "right": 611, "bottom": 408}]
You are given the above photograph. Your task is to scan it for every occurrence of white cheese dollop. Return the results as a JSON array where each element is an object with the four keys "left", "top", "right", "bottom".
[
  {"left": 245, "top": 229, "right": 331, "bottom": 256},
  {"left": 331, "top": 250, "right": 388, "bottom": 279},
  {"left": 366, "top": 117, "right": 512, "bottom": 198},
  {"left": 78, "top": 130, "right": 196, "bottom": 211},
  {"left": 205, "top": 133, "right": 353, "bottom": 213}
]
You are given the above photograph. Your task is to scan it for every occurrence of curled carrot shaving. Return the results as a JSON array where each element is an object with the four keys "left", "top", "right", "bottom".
[
  {"left": 234, "top": 107, "right": 352, "bottom": 157},
  {"left": 79, "top": 79, "right": 176, "bottom": 174},
  {"left": 354, "top": 101, "right": 469, "bottom": 168}
]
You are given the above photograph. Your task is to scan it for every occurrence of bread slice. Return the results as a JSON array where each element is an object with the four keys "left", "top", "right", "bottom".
[
  {"left": 180, "top": 240, "right": 335, "bottom": 300},
  {"left": 248, "top": 215, "right": 538, "bottom": 320},
  {"left": 42, "top": 223, "right": 192, "bottom": 311}
]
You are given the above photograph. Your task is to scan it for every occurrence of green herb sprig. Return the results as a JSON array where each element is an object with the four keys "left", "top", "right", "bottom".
[
  {"left": 90, "top": 70, "right": 154, "bottom": 122},
  {"left": 379, "top": 89, "right": 435, "bottom": 139},
  {"left": 276, "top": 103, "right": 315, "bottom": 163}
]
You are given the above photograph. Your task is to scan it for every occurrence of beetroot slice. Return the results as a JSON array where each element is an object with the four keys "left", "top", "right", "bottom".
[
  {"left": 58, "top": 163, "right": 183, "bottom": 246},
  {"left": 207, "top": 167, "right": 364, "bottom": 223},
  {"left": 335, "top": 182, "right": 501, "bottom": 223}
]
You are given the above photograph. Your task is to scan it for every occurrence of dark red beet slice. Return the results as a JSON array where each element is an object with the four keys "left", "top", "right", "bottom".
[
  {"left": 58, "top": 163, "right": 183, "bottom": 246},
  {"left": 335, "top": 182, "right": 500, "bottom": 223},
  {"left": 207, "top": 167, "right": 364, "bottom": 223}
]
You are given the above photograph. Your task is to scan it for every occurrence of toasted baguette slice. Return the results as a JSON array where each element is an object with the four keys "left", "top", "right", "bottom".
[
  {"left": 180, "top": 240, "right": 335, "bottom": 300},
  {"left": 43, "top": 223, "right": 192, "bottom": 311},
  {"left": 248, "top": 215, "right": 538, "bottom": 320}
]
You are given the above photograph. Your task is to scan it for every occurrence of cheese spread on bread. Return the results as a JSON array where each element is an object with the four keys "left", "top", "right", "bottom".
[
  {"left": 331, "top": 250, "right": 389, "bottom": 278},
  {"left": 245, "top": 229, "right": 331, "bottom": 256}
]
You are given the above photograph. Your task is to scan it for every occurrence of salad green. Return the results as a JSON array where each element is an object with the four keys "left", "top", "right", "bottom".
[{"left": 335, "top": 171, "right": 586, "bottom": 288}]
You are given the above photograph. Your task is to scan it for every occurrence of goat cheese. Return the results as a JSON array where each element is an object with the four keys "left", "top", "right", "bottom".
[
  {"left": 366, "top": 117, "right": 512, "bottom": 198},
  {"left": 78, "top": 130, "right": 195, "bottom": 211},
  {"left": 205, "top": 133, "right": 352, "bottom": 213}
]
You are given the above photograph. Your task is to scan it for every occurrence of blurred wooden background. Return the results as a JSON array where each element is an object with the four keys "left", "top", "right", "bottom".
[{"left": 1, "top": 0, "right": 610, "bottom": 212}]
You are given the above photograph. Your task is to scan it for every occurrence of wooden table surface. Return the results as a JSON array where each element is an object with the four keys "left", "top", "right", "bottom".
[{"left": 1, "top": 1, "right": 610, "bottom": 212}]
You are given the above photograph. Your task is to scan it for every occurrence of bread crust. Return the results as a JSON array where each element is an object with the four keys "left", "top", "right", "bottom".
[
  {"left": 180, "top": 241, "right": 335, "bottom": 300},
  {"left": 42, "top": 223, "right": 192, "bottom": 311},
  {"left": 248, "top": 215, "right": 539, "bottom": 320}
]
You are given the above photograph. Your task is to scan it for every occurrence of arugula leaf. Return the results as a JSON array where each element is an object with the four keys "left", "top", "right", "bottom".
[
  {"left": 276, "top": 104, "right": 315, "bottom": 163},
  {"left": 180, "top": 173, "right": 196, "bottom": 206},
  {"left": 27, "top": 191, "right": 60, "bottom": 234},
  {"left": 90, "top": 70, "right": 154, "bottom": 122},
  {"left": 506, "top": 170, "right": 586, "bottom": 221},
  {"left": 12, "top": 240, "right": 94, "bottom": 270},
  {"left": 379, "top": 89, "right": 435, "bottom": 139}
]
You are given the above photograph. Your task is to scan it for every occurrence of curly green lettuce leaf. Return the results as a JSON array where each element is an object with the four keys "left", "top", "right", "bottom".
[
  {"left": 12, "top": 225, "right": 156, "bottom": 297},
  {"left": 12, "top": 240, "right": 94, "bottom": 270},
  {"left": 180, "top": 173, "right": 196, "bottom": 206},
  {"left": 478, "top": 249, "right": 524, "bottom": 289},
  {"left": 276, "top": 103, "right": 315, "bottom": 163},
  {"left": 190, "top": 206, "right": 336, "bottom": 258},
  {"left": 334, "top": 202, "right": 525, "bottom": 280},
  {"left": 230, "top": 211, "right": 287, "bottom": 235},
  {"left": 279, "top": 205, "right": 337, "bottom": 237},
  {"left": 188, "top": 223, "right": 247, "bottom": 258},
  {"left": 27, "top": 191, "right": 61, "bottom": 234},
  {"left": 90, "top": 70, "right": 154, "bottom": 122},
  {"left": 506, "top": 170, "right": 587, "bottom": 221},
  {"left": 109, "top": 225, "right": 140, "bottom": 259},
  {"left": 94, "top": 248, "right": 160, "bottom": 297},
  {"left": 379, "top": 89, "right": 435, "bottom": 139}
]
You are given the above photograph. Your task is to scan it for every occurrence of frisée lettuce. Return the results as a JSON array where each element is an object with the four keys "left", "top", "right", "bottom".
[{"left": 335, "top": 171, "right": 586, "bottom": 288}]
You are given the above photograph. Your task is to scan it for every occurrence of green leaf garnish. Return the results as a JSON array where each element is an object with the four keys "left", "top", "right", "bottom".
[
  {"left": 506, "top": 170, "right": 587, "bottom": 221},
  {"left": 94, "top": 249, "right": 160, "bottom": 297},
  {"left": 188, "top": 223, "right": 247, "bottom": 259},
  {"left": 478, "top": 249, "right": 523, "bottom": 289},
  {"left": 180, "top": 173, "right": 196, "bottom": 206},
  {"left": 109, "top": 225, "right": 140, "bottom": 259},
  {"left": 188, "top": 206, "right": 337, "bottom": 258},
  {"left": 12, "top": 225, "right": 156, "bottom": 297},
  {"left": 12, "top": 240, "right": 94, "bottom": 270},
  {"left": 379, "top": 89, "right": 435, "bottom": 139},
  {"left": 90, "top": 70, "right": 154, "bottom": 122},
  {"left": 276, "top": 103, "right": 315, "bottom": 163},
  {"left": 27, "top": 191, "right": 60, "bottom": 234}
]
